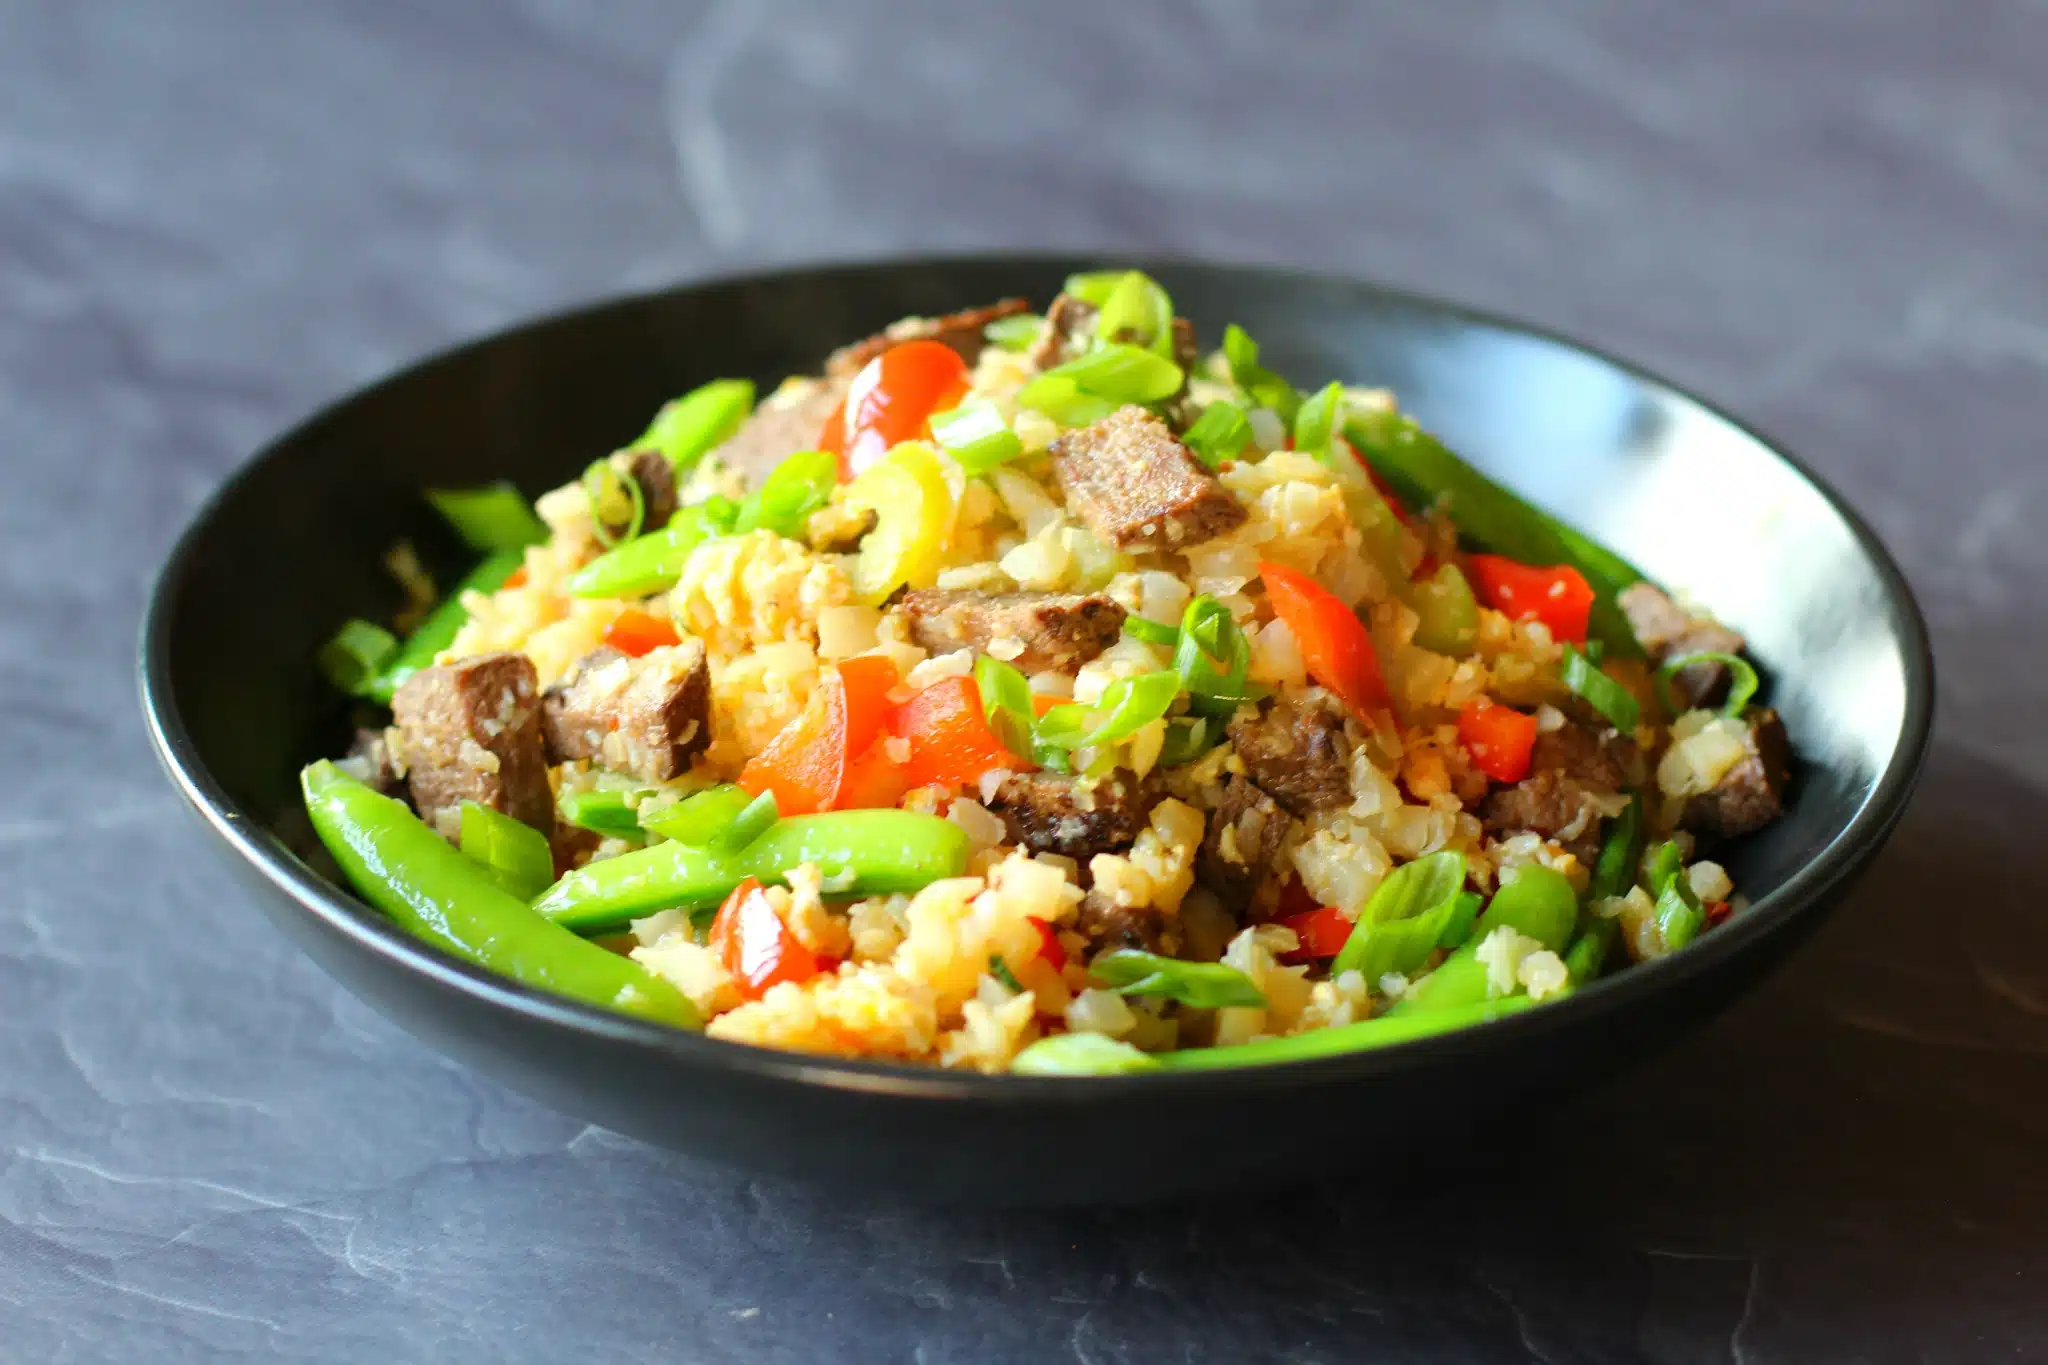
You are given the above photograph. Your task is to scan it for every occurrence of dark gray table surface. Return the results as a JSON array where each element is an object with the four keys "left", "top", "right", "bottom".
[{"left": 4, "top": 1, "right": 2043, "bottom": 1360}]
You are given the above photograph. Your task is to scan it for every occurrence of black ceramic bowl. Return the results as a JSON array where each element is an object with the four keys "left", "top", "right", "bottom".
[{"left": 141, "top": 257, "right": 1932, "bottom": 1204}]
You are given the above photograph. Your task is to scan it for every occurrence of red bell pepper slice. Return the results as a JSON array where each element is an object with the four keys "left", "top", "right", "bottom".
[
  {"left": 1030, "top": 917, "right": 1066, "bottom": 972},
  {"left": 889, "top": 674, "right": 1025, "bottom": 789},
  {"left": 602, "top": 608, "right": 681, "bottom": 658},
  {"left": 1464, "top": 553, "right": 1595, "bottom": 644},
  {"left": 739, "top": 656, "right": 903, "bottom": 814},
  {"left": 1278, "top": 905, "right": 1355, "bottom": 964},
  {"left": 708, "top": 876, "right": 823, "bottom": 1000},
  {"left": 1458, "top": 698, "right": 1538, "bottom": 784},
  {"left": 820, "top": 339, "right": 972, "bottom": 481},
  {"left": 1257, "top": 560, "right": 1390, "bottom": 721}
]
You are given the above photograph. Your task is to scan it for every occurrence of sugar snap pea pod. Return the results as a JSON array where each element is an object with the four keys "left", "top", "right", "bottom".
[
  {"left": 1386, "top": 864, "right": 1578, "bottom": 1016},
  {"left": 300, "top": 762, "right": 698, "bottom": 1028},
  {"left": 534, "top": 808, "right": 971, "bottom": 935},
  {"left": 1009, "top": 995, "right": 1549, "bottom": 1075},
  {"left": 360, "top": 548, "right": 526, "bottom": 703},
  {"left": 1566, "top": 797, "right": 1641, "bottom": 983},
  {"left": 1343, "top": 410, "right": 1645, "bottom": 657}
]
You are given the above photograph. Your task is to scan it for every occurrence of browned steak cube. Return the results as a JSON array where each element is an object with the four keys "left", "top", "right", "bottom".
[
  {"left": 391, "top": 652, "right": 553, "bottom": 837},
  {"left": 989, "top": 768, "right": 1154, "bottom": 861},
  {"left": 1226, "top": 692, "right": 1353, "bottom": 817},
  {"left": 1024, "top": 292, "right": 1097, "bottom": 371},
  {"left": 898, "top": 590, "right": 1127, "bottom": 674},
  {"left": 1681, "top": 708, "right": 1791, "bottom": 839},
  {"left": 1480, "top": 721, "right": 1641, "bottom": 863},
  {"left": 1195, "top": 774, "right": 1293, "bottom": 914},
  {"left": 540, "top": 640, "right": 712, "bottom": 783},
  {"left": 1076, "top": 891, "right": 1175, "bottom": 956},
  {"left": 1048, "top": 406, "right": 1247, "bottom": 551},
  {"left": 1618, "top": 582, "right": 1747, "bottom": 710},
  {"left": 341, "top": 726, "right": 403, "bottom": 798},
  {"left": 715, "top": 376, "right": 848, "bottom": 485},
  {"left": 825, "top": 297, "right": 1033, "bottom": 377},
  {"left": 610, "top": 448, "right": 678, "bottom": 536}
]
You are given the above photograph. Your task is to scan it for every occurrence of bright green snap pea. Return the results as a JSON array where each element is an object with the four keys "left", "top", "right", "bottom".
[
  {"left": 1387, "top": 864, "right": 1577, "bottom": 1016},
  {"left": 301, "top": 762, "right": 697, "bottom": 1029},
  {"left": 533, "top": 808, "right": 971, "bottom": 936}
]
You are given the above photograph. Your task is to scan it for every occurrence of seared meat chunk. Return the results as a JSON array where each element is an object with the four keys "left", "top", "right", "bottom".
[
  {"left": 1195, "top": 775, "right": 1292, "bottom": 914},
  {"left": 1048, "top": 406, "right": 1246, "bottom": 551},
  {"left": 826, "top": 297, "right": 1032, "bottom": 377},
  {"left": 1227, "top": 692, "right": 1353, "bottom": 817},
  {"left": 391, "top": 652, "right": 553, "bottom": 837},
  {"left": 1024, "top": 292, "right": 1098, "bottom": 371},
  {"left": 606, "top": 449, "right": 678, "bottom": 537},
  {"left": 1481, "top": 721, "right": 1640, "bottom": 863},
  {"left": 1681, "top": 708, "right": 1791, "bottom": 839},
  {"left": 990, "top": 768, "right": 1153, "bottom": 861},
  {"left": 1077, "top": 891, "right": 1175, "bottom": 956},
  {"left": 541, "top": 641, "right": 712, "bottom": 783},
  {"left": 715, "top": 375, "right": 848, "bottom": 485},
  {"left": 1618, "top": 582, "right": 1747, "bottom": 710},
  {"left": 899, "top": 589, "right": 1126, "bottom": 674}
]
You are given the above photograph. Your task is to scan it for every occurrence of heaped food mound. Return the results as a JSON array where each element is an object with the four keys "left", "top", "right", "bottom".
[{"left": 304, "top": 270, "right": 1788, "bottom": 1074}]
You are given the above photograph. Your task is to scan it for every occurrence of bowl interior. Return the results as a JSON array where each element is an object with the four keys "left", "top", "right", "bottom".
[{"left": 147, "top": 255, "right": 1929, "bottom": 1066}]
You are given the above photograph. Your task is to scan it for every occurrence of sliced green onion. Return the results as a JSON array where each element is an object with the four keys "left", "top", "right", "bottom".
[
  {"left": 1220, "top": 324, "right": 1301, "bottom": 424},
  {"left": 1092, "top": 270, "right": 1176, "bottom": 359},
  {"left": 1643, "top": 839, "right": 1686, "bottom": 899},
  {"left": 318, "top": 618, "right": 399, "bottom": 696},
  {"left": 984, "top": 313, "right": 1043, "bottom": 352},
  {"left": 1033, "top": 670, "right": 1181, "bottom": 751},
  {"left": 929, "top": 400, "right": 1024, "bottom": 474},
  {"left": 1184, "top": 682, "right": 1270, "bottom": 719},
  {"left": 567, "top": 498, "right": 737, "bottom": 599},
  {"left": 722, "top": 790, "right": 780, "bottom": 851},
  {"left": 360, "top": 548, "right": 527, "bottom": 704},
  {"left": 1061, "top": 270, "right": 1127, "bottom": 305},
  {"left": 1562, "top": 645, "right": 1640, "bottom": 732},
  {"left": 583, "top": 459, "right": 646, "bottom": 550},
  {"left": 1173, "top": 595, "right": 1251, "bottom": 700},
  {"left": 558, "top": 788, "right": 648, "bottom": 839},
  {"left": 988, "top": 955, "right": 1025, "bottom": 994},
  {"left": 1330, "top": 850, "right": 1468, "bottom": 980},
  {"left": 1292, "top": 381, "right": 1345, "bottom": 458},
  {"left": 973, "top": 654, "right": 1036, "bottom": 759},
  {"left": 1155, "top": 716, "right": 1215, "bottom": 768},
  {"left": 1590, "top": 797, "right": 1643, "bottom": 902},
  {"left": 1646, "top": 843, "right": 1705, "bottom": 953},
  {"left": 1182, "top": 401, "right": 1254, "bottom": 469},
  {"left": 457, "top": 799, "right": 555, "bottom": 901},
  {"left": 1023, "top": 343, "right": 1183, "bottom": 409},
  {"left": 732, "top": 449, "right": 836, "bottom": 539},
  {"left": 1090, "top": 950, "right": 1266, "bottom": 1010},
  {"left": 635, "top": 378, "right": 755, "bottom": 472},
  {"left": 641, "top": 784, "right": 753, "bottom": 846},
  {"left": 1655, "top": 650, "right": 1760, "bottom": 717},
  {"left": 1032, "top": 743, "right": 1073, "bottom": 775},
  {"left": 1121, "top": 615, "right": 1181, "bottom": 647},
  {"left": 1012, "top": 373, "right": 1118, "bottom": 427},
  {"left": 424, "top": 482, "right": 549, "bottom": 553}
]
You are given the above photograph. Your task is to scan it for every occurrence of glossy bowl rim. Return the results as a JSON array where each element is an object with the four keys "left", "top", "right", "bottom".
[{"left": 138, "top": 251, "right": 1936, "bottom": 1101}]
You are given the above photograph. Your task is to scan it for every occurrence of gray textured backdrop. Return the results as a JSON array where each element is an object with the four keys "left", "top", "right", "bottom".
[{"left": 2, "top": 1, "right": 2044, "bottom": 1361}]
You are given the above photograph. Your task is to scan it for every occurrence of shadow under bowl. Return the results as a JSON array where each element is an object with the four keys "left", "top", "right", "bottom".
[{"left": 140, "top": 255, "right": 1933, "bottom": 1204}]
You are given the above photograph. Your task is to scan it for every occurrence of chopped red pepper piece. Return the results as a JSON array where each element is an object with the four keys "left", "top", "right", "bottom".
[
  {"left": 888, "top": 675, "right": 1026, "bottom": 789},
  {"left": 1258, "top": 560, "right": 1390, "bottom": 721},
  {"left": 739, "top": 656, "right": 903, "bottom": 814},
  {"left": 821, "top": 339, "right": 972, "bottom": 481},
  {"left": 502, "top": 565, "right": 530, "bottom": 590},
  {"left": 1278, "top": 905, "right": 1355, "bottom": 964},
  {"left": 602, "top": 608, "right": 681, "bottom": 658},
  {"left": 708, "top": 876, "right": 823, "bottom": 1000},
  {"left": 1465, "top": 554, "right": 1595, "bottom": 644},
  {"left": 1030, "top": 917, "right": 1066, "bottom": 972},
  {"left": 1705, "top": 899, "right": 1733, "bottom": 927},
  {"left": 1458, "top": 698, "right": 1538, "bottom": 784}
]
